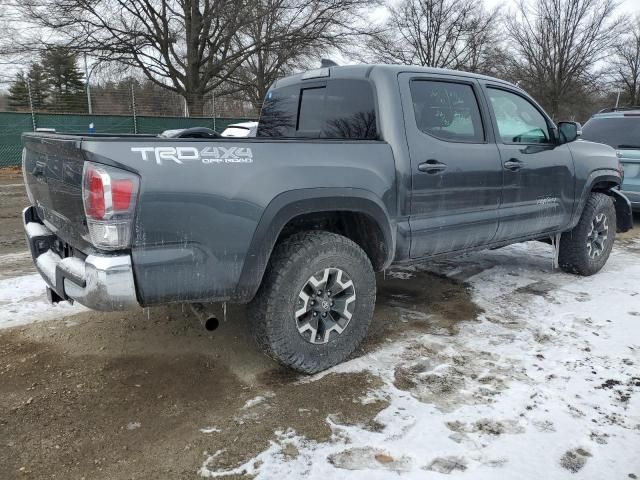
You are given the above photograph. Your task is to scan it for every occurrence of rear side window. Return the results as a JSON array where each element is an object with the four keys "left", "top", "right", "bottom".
[
  {"left": 258, "top": 79, "right": 378, "bottom": 139},
  {"left": 582, "top": 117, "right": 640, "bottom": 149},
  {"left": 410, "top": 80, "right": 484, "bottom": 143}
]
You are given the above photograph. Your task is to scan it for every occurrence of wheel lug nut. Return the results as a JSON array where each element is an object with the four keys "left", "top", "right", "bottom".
[
  {"left": 313, "top": 312, "right": 318, "bottom": 317},
  {"left": 322, "top": 312, "right": 327, "bottom": 317},
  {"left": 331, "top": 301, "right": 334, "bottom": 307},
  {"left": 310, "top": 300, "right": 315, "bottom": 305},
  {"left": 327, "top": 291, "right": 331, "bottom": 296}
]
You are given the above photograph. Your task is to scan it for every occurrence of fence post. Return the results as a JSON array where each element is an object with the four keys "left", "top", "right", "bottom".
[
  {"left": 84, "top": 53, "right": 93, "bottom": 115},
  {"left": 26, "top": 79, "right": 36, "bottom": 132},
  {"left": 212, "top": 92, "right": 216, "bottom": 131},
  {"left": 131, "top": 83, "right": 138, "bottom": 134}
]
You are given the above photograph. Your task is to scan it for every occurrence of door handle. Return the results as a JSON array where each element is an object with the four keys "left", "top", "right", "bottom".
[
  {"left": 503, "top": 158, "right": 523, "bottom": 171},
  {"left": 418, "top": 159, "right": 447, "bottom": 174}
]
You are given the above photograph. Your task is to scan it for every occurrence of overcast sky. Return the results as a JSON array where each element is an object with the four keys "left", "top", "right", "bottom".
[{"left": 483, "top": 0, "right": 639, "bottom": 15}]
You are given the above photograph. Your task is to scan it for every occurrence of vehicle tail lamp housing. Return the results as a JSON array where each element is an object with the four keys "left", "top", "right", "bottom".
[{"left": 82, "top": 162, "right": 139, "bottom": 250}]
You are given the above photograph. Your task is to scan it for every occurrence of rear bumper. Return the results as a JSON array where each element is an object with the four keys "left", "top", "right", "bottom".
[{"left": 23, "top": 206, "right": 139, "bottom": 311}]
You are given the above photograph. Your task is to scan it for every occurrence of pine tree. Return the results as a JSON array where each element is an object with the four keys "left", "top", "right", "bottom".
[
  {"left": 7, "top": 72, "right": 29, "bottom": 111},
  {"left": 41, "top": 47, "right": 86, "bottom": 113},
  {"left": 27, "top": 63, "right": 48, "bottom": 110}
]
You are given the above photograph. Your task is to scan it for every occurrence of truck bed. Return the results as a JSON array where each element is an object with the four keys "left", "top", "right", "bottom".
[{"left": 22, "top": 132, "right": 396, "bottom": 306}]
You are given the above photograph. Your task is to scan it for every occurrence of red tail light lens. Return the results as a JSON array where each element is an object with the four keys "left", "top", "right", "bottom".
[
  {"left": 86, "top": 168, "right": 106, "bottom": 219},
  {"left": 112, "top": 179, "right": 134, "bottom": 211},
  {"left": 82, "top": 162, "right": 139, "bottom": 250}
]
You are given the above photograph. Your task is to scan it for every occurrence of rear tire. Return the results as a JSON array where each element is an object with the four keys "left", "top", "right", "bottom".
[
  {"left": 248, "top": 231, "right": 376, "bottom": 374},
  {"left": 559, "top": 192, "right": 616, "bottom": 276}
]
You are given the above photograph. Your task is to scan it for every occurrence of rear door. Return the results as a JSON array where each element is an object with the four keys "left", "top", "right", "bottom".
[
  {"left": 399, "top": 73, "right": 503, "bottom": 257},
  {"left": 481, "top": 85, "right": 575, "bottom": 240}
]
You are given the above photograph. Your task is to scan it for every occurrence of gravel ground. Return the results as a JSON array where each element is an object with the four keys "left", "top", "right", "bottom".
[{"left": 1, "top": 170, "right": 639, "bottom": 479}]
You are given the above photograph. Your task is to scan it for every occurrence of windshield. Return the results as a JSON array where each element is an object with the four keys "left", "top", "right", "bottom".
[{"left": 581, "top": 117, "right": 640, "bottom": 149}]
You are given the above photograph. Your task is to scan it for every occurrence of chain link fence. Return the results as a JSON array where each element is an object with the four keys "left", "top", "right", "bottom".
[
  {"left": 0, "top": 112, "right": 255, "bottom": 167},
  {"left": 0, "top": 82, "right": 259, "bottom": 167}
]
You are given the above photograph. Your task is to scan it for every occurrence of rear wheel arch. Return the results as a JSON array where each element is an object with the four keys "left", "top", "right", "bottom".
[{"left": 235, "top": 188, "right": 395, "bottom": 302}]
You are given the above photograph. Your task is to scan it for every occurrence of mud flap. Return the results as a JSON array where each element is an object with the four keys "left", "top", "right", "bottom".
[{"left": 609, "top": 189, "right": 633, "bottom": 233}]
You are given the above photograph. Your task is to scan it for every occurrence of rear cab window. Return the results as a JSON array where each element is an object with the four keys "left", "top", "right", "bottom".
[{"left": 257, "top": 79, "right": 378, "bottom": 139}]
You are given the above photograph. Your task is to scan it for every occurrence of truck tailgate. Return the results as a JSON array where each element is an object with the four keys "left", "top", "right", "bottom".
[{"left": 22, "top": 133, "right": 91, "bottom": 252}]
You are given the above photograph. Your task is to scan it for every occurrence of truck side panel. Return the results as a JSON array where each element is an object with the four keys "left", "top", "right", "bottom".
[{"left": 79, "top": 138, "right": 396, "bottom": 306}]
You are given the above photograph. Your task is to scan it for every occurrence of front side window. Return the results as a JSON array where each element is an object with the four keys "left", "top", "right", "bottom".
[
  {"left": 410, "top": 80, "right": 485, "bottom": 143},
  {"left": 487, "top": 88, "right": 551, "bottom": 144},
  {"left": 258, "top": 79, "right": 377, "bottom": 139}
]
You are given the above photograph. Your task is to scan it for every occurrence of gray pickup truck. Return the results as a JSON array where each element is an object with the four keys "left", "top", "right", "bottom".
[{"left": 22, "top": 65, "right": 633, "bottom": 373}]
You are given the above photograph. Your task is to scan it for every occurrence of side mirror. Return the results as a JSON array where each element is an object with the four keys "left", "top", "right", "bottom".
[{"left": 557, "top": 121, "right": 582, "bottom": 144}]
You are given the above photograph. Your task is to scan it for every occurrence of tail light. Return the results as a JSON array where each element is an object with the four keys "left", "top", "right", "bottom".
[{"left": 82, "top": 162, "right": 139, "bottom": 250}]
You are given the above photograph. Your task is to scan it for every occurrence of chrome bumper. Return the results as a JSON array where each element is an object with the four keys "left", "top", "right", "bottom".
[{"left": 23, "top": 206, "right": 139, "bottom": 311}]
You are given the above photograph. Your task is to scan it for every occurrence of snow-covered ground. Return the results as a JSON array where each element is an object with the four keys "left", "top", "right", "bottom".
[
  {"left": 199, "top": 241, "right": 640, "bottom": 479},
  {"left": 1, "top": 241, "right": 639, "bottom": 479},
  {"left": 0, "top": 271, "right": 84, "bottom": 329}
]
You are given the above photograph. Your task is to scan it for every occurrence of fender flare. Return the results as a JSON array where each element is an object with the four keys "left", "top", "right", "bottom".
[
  {"left": 233, "top": 188, "right": 395, "bottom": 303},
  {"left": 569, "top": 169, "right": 621, "bottom": 229}
]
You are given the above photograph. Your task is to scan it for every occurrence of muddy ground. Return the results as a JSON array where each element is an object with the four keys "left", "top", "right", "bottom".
[
  {"left": 2, "top": 170, "right": 639, "bottom": 479},
  {"left": 0, "top": 172, "right": 488, "bottom": 479}
]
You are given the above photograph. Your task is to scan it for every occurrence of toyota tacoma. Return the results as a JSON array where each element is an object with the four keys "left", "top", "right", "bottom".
[{"left": 21, "top": 65, "right": 633, "bottom": 373}]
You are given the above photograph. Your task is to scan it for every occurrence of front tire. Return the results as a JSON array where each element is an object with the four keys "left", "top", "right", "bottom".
[
  {"left": 248, "top": 231, "right": 376, "bottom": 374},
  {"left": 559, "top": 192, "right": 616, "bottom": 276}
]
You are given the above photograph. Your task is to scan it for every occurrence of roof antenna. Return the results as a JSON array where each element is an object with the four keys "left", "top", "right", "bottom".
[{"left": 320, "top": 59, "right": 338, "bottom": 68}]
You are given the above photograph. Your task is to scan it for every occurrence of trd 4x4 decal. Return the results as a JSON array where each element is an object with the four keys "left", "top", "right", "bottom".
[{"left": 131, "top": 146, "right": 253, "bottom": 165}]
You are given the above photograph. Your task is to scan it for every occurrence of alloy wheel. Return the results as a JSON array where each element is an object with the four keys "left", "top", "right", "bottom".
[{"left": 295, "top": 267, "right": 356, "bottom": 344}]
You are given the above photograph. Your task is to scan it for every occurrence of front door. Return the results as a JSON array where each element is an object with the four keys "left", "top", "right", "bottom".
[
  {"left": 482, "top": 85, "right": 575, "bottom": 241},
  {"left": 399, "top": 73, "right": 503, "bottom": 258}
]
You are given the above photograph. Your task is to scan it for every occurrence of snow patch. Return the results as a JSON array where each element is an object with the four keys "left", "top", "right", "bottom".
[
  {"left": 0, "top": 273, "right": 84, "bottom": 329},
  {"left": 200, "top": 242, "right": 640, "bottom": 479},
  {"left": 24, "top": 222, "right": 51, "bottom": 238},
  {"left": 200, "top": 427, "right": 222, "bottom": 434}
]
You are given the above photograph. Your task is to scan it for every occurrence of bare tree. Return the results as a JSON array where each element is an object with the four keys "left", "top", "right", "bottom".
[
  {"left": 21, "top": 0, "right": 267, "bottom": 115},
  {"left": 229, "top": 0, "right": 374, "bottom": 110},
  {"left": 21, "top": 0, "right": 376, "bottom": 115},
  {"left": 362, "top": 0, "right": 500, "bottom": 73},
  {"left": 611, "top": 15, "right": 640, "bottom": 106},
  {"left": 506, "top": 0, "right": 625, "bottom": 119},
  {"left": 0, "top": 1, "right": 35, "bottom": 82}
]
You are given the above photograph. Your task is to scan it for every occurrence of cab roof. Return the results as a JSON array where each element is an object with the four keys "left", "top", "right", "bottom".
[{"left": 272, "top": 64, "right": 518, "bottom": 90}]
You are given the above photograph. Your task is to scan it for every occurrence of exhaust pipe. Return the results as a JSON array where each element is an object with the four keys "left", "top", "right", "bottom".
[{"left": 190, "top": 303, "right": 220, "bottom": 331}]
